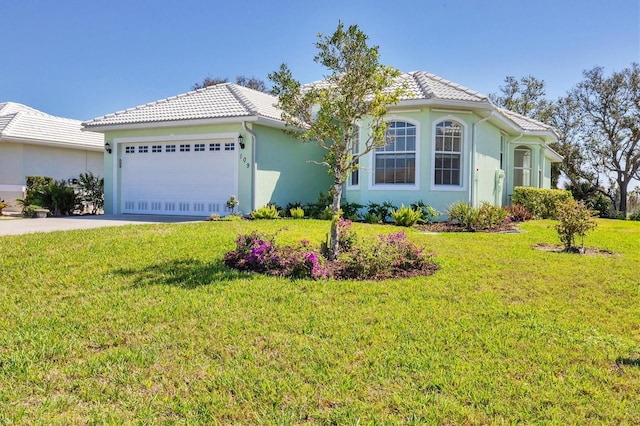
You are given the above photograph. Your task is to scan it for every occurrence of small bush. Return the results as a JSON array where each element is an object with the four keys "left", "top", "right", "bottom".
[
  {"left": 32, "top": 180, "right": 78, "bottom": 216},
  {"left": 285, "top": 202, "right": 303, "bottom": 217},
  {"left": 556, "top": 199, "right": 597, "bottom": 253},
  {"left": 629, "top": 210, "right": 640, "bottom": 221},
  {"left": 475, "top": 202, "right": 509, "bottom": 230},
  {"left": 305, "top": 192, "right": 331, "bottom": 219},
  {"left": 23, "top": 205, "right": 46, "bottom": 218},
  {"left": 447, "top": 201, "right": 479, "bottom": 231},
  {"left": 363, "top": 212, "right": 381, "bottom": 224},
  {"left": 410, "top": 201, "right": 439, "bottom": 224},
  {"left": 340, "top": 231, "right": 436, "bottom": 280},
  {"left": 341, "top": 201, "right": 364, "bottom": 221},
  {"left": 512, "top": 187, "right": 573, "bottom": 219},
  {"left": 366, "top": 201, "right": 397, "bottom": 223},
  {"left": 226, "top": 195, "right": 239, "bottom": 214},
  {"left": 0, "top": 199, "right": 8, "bottom": 214},
  {"left": 251, "top": 205, "right": 280, "bottom": 219},
  {"left": 391, "top": 205, "right": 423, "bottom": 227},
  {"left": 289, "top": 207, "right": 305, "bottom": 219},
  {"left": 505, "top": 204, "right": 532, "bottom": 222}
]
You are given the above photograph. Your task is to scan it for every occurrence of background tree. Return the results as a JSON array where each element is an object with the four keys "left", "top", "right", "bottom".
[
  {"left": 489, "top": 75, "right": 555, "bottom": 123},
  {"left": 193, "top": 75, "right": 269, "bottom": 92},
  {"left": 269, "top": 22, "right": 405, "bottom": 260},
  {"left": 572, "top": 63, "right": 640, "bottom": 215}
]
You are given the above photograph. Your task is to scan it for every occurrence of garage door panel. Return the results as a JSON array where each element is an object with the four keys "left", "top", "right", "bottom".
[{"left": 120, "top": 141, "right": 238, "bottom": 216}]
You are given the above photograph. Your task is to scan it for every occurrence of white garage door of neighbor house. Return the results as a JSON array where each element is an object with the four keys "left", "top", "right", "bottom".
[{"left": 120, "top": 140, "right": 238, "bottom": 216}]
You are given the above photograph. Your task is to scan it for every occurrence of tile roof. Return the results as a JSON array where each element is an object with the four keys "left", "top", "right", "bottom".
[
  {"left": 83, "top": 83, "right": 283, "bottom": 128},
  {"left": 498, "top": 107, "right": 555, "bottom": 133},
  {"left": 0, "top": 102, "right": 103, "bottom": 149},
  {"left": 401, "top": 71, "right": 490, "bottom": 102}
]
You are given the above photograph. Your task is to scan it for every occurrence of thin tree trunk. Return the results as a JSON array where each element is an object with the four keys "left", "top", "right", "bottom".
[{"left": 327, "top": 181, "right": 343, "bottom": 261}]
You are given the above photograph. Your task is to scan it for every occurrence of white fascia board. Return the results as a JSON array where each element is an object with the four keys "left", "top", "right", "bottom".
[
  {"left": 396, "top": 98, "right": 492, "bottom": 110},
  {"left": 0, "top": 136, "right": 104, "bottom": 151},
  {"left": 113, "top": 132, "right": 240, "bottom": 144},
  {"left": 544, "top": 145, "right": 563, "bottom": 162},
  {"left": 82, "top": 116, "right": 261, "bottom": 133}
]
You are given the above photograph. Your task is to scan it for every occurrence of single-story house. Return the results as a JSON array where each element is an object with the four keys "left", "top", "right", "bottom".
[
  {"left": 82, "top": 71, "right": 562, "bottom": 217},
  {"left": 0, "top": 102, "right": 104, "bottom": 210}
]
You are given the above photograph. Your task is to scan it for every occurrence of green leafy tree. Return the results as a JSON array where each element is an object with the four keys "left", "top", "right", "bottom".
[
  {"left": 572, "top": 63, "right": 640, "bottom": 215},
  {"left": 269, "top": 22, "right": 405, "bottom": 260},
  {"left": 489, "top": 75, "right": 555, "bottom": 123},
  {"left": 193, "top": 75, "right": 268, "bottom": 92}
]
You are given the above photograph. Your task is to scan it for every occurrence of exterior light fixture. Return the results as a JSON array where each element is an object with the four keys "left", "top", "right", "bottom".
[
  {"left": 105, "top": 142, "right": 112, "bottom": 153},
  {"left": 238, "top": 134, "right": 245, "bottom": 149}
]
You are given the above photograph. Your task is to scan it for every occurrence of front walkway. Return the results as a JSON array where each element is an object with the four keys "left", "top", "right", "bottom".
[{"left": 0, "top": 214, "right": 204, "bottom": 236}]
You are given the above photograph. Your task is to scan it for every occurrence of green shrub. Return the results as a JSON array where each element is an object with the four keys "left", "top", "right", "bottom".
[
  {"left": 285, "top": 202, "right": 303, "bottom": 217},
  {"left": 363, "top": 212, "right": 381, "bottom": 224},
  {"left": 341, "top": 201, "right": 364, "bottom": 221},
  {"left": 391, "top": 204, "right": 423, "bottom": 227},
  {"left": 305, "top": 192, "right": 331, "bottom": 218},
  {"left": 447, "top": 201, "right": 479, "bottom": 231},
  {"left": 556, "top": 199, "right": 597, "bottom": 252},
  {"left": 32, "top": 180, "right": 78, "bottom": 216},
  {"left": 77, "top": 172, "right": 104, "bottom": 214},
  {"left": 476, "top": 202, "right": 509, "bottom": 230},
  {"left": 289, "top": 207, "right": 305, "bottom": 219},
  {"left": 410, "top": 201, "right": 439, "bottom": 224},
  {"left": 0, "top": 199, "right": 8, "bottom": 214},
  {"left": 251, "top": 205, "right": 280, "bottom": 219},
  {"left": 366, "top": 201, "right": 397, "bottom": 223},
  {"left": 629, "top": 210, "right": 640, "bottom": 221},
  {"left": 23, "top": 205, "right": 46, "bottom": 218},
  {"left": 512, "top": 187, "right": 573, "bottom": 219},
  {"left": 226, "top": 195, "right": 239, "bottom": 214}
]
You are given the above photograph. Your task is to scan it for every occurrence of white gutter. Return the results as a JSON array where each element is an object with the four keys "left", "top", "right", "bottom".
[
  {"left": 470, "top": 112, "right": 493, "bottom": 207},
  {"left": 242, "top": 121, "right": 257, "bottom": 212}
]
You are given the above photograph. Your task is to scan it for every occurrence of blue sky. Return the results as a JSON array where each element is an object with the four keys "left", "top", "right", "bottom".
[{"left": 2, "top": 0, "right": 638, "bottom": 121}]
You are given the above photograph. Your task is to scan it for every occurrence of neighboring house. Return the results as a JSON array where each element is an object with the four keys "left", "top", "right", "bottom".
[
  {"left": 0, "top": 102, "right": 104, "bottom": 211},
  {"left": 83, "top": 72, "right": 561, "bottom": 217}
]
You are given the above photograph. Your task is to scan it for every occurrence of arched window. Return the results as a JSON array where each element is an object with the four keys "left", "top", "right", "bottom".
[
  {"left": 434, "top": 120, "right": 463, "bottom": 186},
  {"left": 513, "top": 146, "right": 532, "bottom": 187},
  {"left": 374, "top": 121, "right": 416, "bottom": 185}
]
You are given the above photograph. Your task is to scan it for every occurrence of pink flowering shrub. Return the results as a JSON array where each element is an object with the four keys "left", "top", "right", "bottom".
[
  {"left": 224, "top": 231, "right": 327, "bottom": 279},
  {"left": 225, "top": 226, "right": 437, "bottom": 280}
]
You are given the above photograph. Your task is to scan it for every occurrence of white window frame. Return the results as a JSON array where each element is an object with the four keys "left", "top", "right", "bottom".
[
  {"left": 513, "top": 145, "right": 533, "bottom": 188},
  {"left": 368, "top": 117, "right": 420, "bottom": 191},
  {"left": 430, "top": 116, "right": 467, "bottom": 192}
]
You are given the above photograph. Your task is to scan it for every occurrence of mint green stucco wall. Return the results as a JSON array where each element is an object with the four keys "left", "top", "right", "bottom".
[{"left": 254, "top": 125, "right": 332, "bottom": 208}]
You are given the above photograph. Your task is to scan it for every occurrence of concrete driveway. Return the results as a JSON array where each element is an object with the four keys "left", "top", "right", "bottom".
[{"left": 0, "top": 214, "right": 205, "bottom": 236}]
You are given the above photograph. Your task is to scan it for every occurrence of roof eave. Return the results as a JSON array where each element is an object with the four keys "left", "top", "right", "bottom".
[
  {"left": 396, "top": 98, "right": 491, "bottom": 109},
  {"left": 0, "top": 136, "right": 104, "bottom": 151},
  {"left": 82, "top": 115, "right": 270, "bottom": 133}
]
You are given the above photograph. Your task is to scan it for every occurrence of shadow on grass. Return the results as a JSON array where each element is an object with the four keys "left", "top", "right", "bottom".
[
  {"left": 616, "top": 356, "right": 640, "bottom": 368},
  {"left": 115, "top": 259, "right": 249, "bottom": 289}
]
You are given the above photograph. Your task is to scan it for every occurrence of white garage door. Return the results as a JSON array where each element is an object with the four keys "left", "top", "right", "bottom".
[{"left": 120, "top": 140, "right": 238, "bottom": 216}]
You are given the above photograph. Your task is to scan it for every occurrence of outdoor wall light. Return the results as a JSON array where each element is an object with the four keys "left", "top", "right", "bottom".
[
  {"left": 105, "top": 142, "right": 112, "bottom": 154},
  {"left": 238, "top": 134, "right": 245, "bottom": 149}
]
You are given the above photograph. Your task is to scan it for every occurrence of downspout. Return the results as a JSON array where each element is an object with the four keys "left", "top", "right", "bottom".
[
  {"left": 242, "top": 121, "right": 257, "bottom": 212},
  {"left": 470, "top": 112, "right": 493, "bottom": 207}
]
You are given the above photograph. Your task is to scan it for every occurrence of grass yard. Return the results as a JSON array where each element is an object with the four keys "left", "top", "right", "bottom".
[{"left": 0, "top": 219, "right": 639, "bottom": 424}]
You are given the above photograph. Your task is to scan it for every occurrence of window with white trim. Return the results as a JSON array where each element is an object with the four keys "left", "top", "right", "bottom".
[
  {"left": 179, "top": 144, "right": 190, "bottom": 152},
  {"left": 138, "top": 146, "right": 148, "bottom": 153},
  {"left": 152, "top": 145, "right": 162, "bottom": 153},
  {"left": 194, "top": 143, "right": 205, "bottom": 152},
  {"left": 434, "top": 120, "right": 463, "bottom": 186},
  {"left": 224, "top": 143, "right": 235, "bottom": 151},
  {"left": 125, "top": 146, "right": 135, "bottom": 154},
  {"left": 209, "top": 143, "right": 221, "bottom": 151},
  {"left": 513, "top": 146, "right": 532, "bottom": 187},
  {"left": 166, "top": 145, "right": 176, "bottom": 152},
  {"left": 374, "top": 121, "right": 416, "bottom": 185}
]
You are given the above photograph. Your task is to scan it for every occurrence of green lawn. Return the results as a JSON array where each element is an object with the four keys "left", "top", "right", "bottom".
[{"left": 0, "top": 219, "right": 638, "bottom": 424}]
